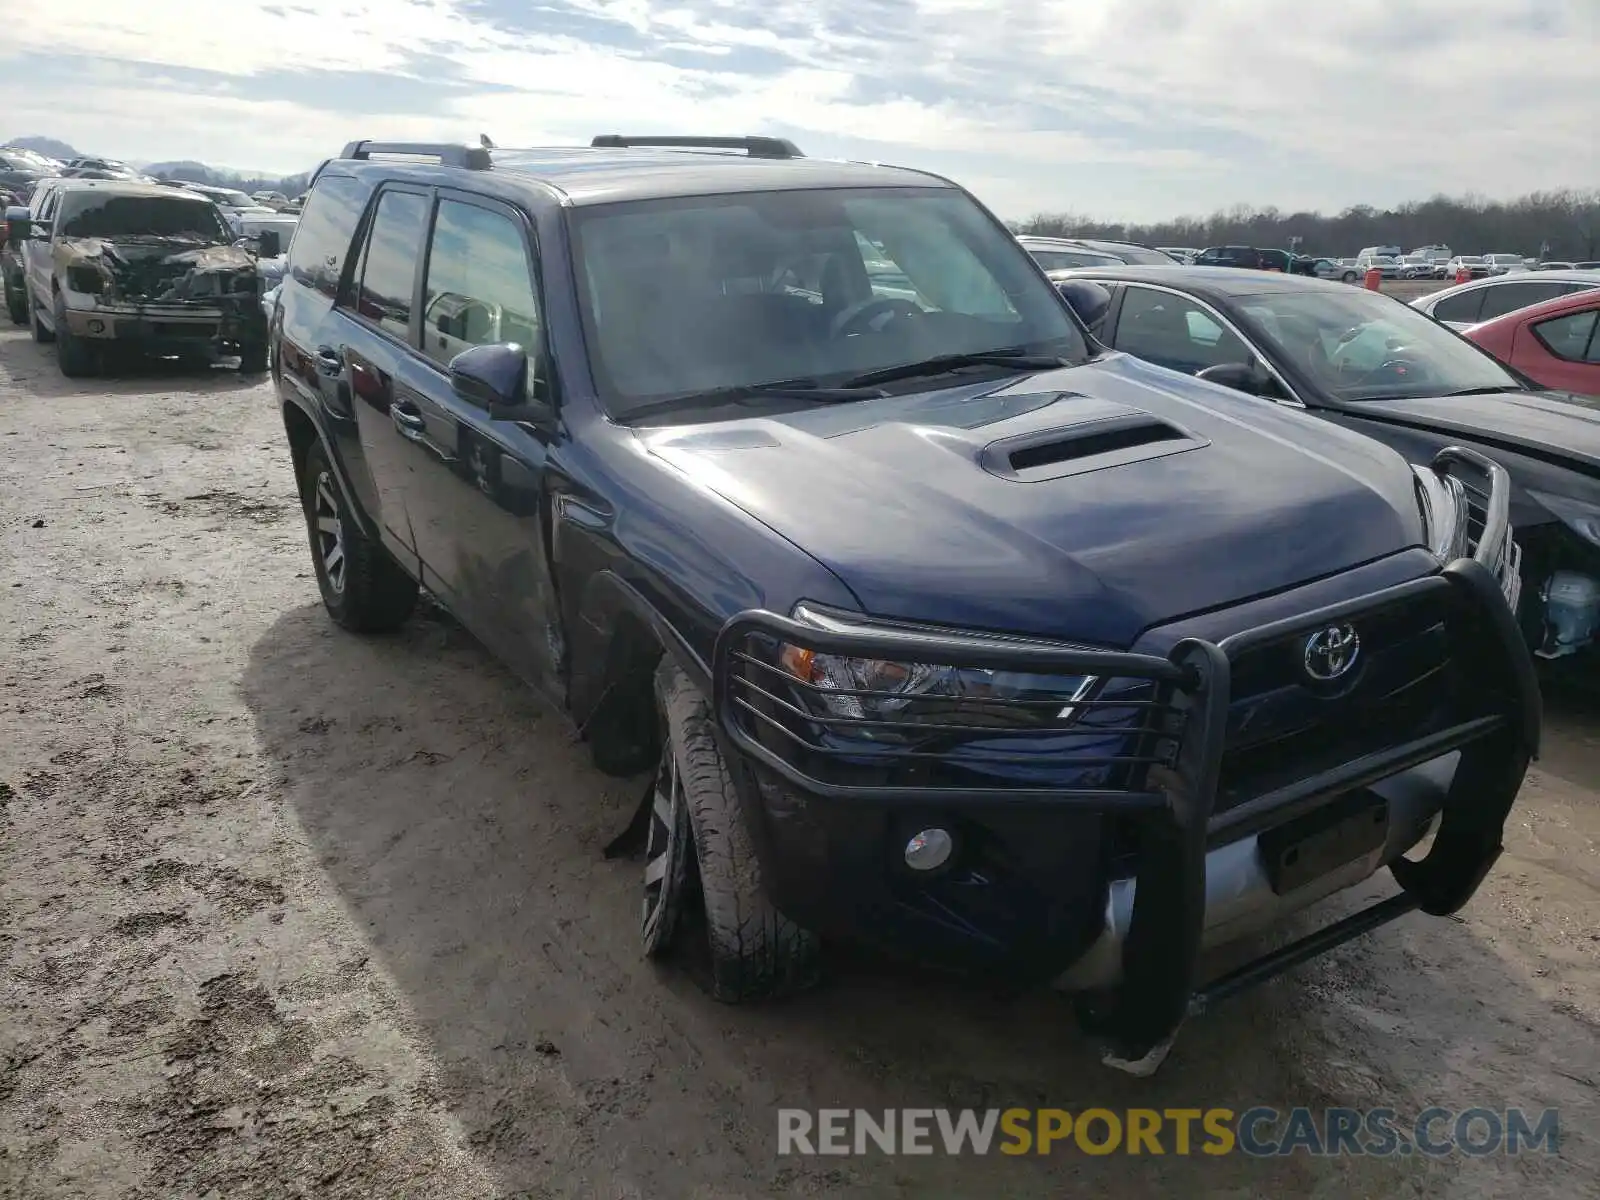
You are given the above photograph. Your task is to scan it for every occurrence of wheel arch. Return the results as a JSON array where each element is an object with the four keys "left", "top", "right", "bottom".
[
  {"left": 570, "top": 569, "right": 712, "bottom": 777},
  {"left": 279, "top": 395, "right": 380, "bottom": 540}
]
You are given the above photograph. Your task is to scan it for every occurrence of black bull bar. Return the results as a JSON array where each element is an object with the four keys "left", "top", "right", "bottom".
[{"left": 710, "top": 446, "right": 1541, "bottom": 1070}]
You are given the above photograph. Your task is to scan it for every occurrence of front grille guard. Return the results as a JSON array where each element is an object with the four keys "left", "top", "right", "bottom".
[
  {"left": 1431, "top": 444, "right": 1521, "bottom": 612},
  {"left": 710, "top": 450, "right": 1538, "bottom": 1070}
]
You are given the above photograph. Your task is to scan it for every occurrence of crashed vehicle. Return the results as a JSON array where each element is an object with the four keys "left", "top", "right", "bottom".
[
  {"left": 6, "top": 181, "right": 274, "bottom": 377},
  {"left": 273, "top": 137, "right": 1540, "bottom": 1074}
]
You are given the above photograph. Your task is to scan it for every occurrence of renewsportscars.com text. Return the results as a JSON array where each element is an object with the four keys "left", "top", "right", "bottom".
[{"left": 777, "top": 1107, "right": 1560, "bottom": 1157}]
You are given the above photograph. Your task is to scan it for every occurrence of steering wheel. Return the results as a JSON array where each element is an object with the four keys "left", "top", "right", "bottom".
[
  {"left": 829, "top": 296, "right": 922, "bottom": 339},
  {"left": 1354, "top": 357, "right": 1424, "bottom": 385}
]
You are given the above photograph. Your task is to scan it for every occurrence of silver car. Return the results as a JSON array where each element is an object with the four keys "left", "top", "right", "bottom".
[{"left": 1410, "top": 269, "right": 1600, "bottom": 329}]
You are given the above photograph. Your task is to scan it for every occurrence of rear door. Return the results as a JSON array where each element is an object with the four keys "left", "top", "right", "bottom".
[
  {"left": 399, "top": 191, "right": 561, "bottom": 694},
  {"left": 338, "top": 186, "right": 434, "bottom": 555}
]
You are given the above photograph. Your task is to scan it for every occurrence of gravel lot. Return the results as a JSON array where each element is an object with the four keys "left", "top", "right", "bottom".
[{"left": 1, "top": 324, "right": 1595, "bottom": 1199}]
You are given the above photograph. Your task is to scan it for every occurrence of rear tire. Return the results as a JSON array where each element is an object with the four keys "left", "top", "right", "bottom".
[
  {"left": 4, "top": 276, "right": 25, "bottom": 326},
  {"left": 1341, "top": 270, "right": 1358, "bottom": 283},
  {"left": 53, "top": 297, "right": 97, "bottom": 378},
  {"left": 299, "top": 439, "right": 418, "bottom": 633},
  {"left": 650, "top": 660, "right": 820, "bottom": 1001}
]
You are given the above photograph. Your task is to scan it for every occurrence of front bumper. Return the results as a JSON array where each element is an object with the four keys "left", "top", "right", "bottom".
[
  {"left": 710, "top": 447, "right": 1539, "bottom": 1067},
  {"left": 63, "top": 300, "right": 264, "bottom": 349}
]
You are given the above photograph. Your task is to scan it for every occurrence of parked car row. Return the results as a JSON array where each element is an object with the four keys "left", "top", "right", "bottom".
[
  {"left": 11, "top": 134, "right": 1575, "bottom": 1081},
  {"left": 1048, "top": 263, "right": 1600, "bottom": 665}
]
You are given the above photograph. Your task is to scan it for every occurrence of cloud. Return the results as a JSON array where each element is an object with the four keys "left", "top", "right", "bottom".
[{"left": 0, "top": 0, "right": 1592, "bottom": 219}]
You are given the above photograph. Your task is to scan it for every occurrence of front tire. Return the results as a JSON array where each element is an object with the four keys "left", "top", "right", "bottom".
[
  {"left": 53, "top": 297, "right": 97, "bottom": 377},
  {"left": 1341, "top": 270, "right": 1358, "bottom": 283},
  {"left": 239, "top": 339, "right": 268, "bottom": 374},
  {"left": 299, "top": 440, "right": 418, "bottom": 633},
  {"left": 649, "top": 661, "right": 820, "bottom": 1001}
]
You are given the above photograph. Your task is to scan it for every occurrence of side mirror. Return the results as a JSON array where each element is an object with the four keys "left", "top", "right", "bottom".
[
  {"left": 1054, "top": 279, "right": 1112, "bottom": 330},
  {"left": 4, "top": 206, "right": 29, "bottom": 240},
  {"left": 256, "top": 230, "right": 281, "bottom": 259},
  {"left": 1196, "top": 361, "right": 1271, "bottom": 395},
  {"left": 449, "top": 342, "right": 556, "bottom": 427}
]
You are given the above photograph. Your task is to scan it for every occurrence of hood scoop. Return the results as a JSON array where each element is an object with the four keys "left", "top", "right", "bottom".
[{"left": 981, "top": 411, "right": 1208, "bottom": 482}]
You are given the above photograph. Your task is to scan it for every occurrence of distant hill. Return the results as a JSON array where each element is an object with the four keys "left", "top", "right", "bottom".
[
  {"left": 3, "top": 135, "right": 81, "bottom": 160},
  {"left": 3, "top": 135, "right": 312, "bottom": 196}
]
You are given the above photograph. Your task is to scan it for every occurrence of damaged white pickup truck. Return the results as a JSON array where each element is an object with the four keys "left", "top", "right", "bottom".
[{"left": 6, "top": 181, "right": 273, "bottom": 377}]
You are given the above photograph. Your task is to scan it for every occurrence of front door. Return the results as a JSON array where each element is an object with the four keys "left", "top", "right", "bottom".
[{"left": 399, "top": 191, "right": 561, "bottom": 696}]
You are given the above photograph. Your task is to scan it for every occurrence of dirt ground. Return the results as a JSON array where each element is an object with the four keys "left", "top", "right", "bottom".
[{"left": 1, "top": 324, "right": 1595, "bottom": 1200}]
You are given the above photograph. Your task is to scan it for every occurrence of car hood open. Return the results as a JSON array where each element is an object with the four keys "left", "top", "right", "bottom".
[
  {"left": 639, "top": 353, "right": 1424, "bottom": 647},
  {"left": 1354, "top": 389, "right": 1600, "bottom": 474}
]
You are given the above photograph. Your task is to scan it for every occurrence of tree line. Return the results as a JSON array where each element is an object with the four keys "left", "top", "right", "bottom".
[{"left": 1013, "top": 188, "right": 1600, "bottom": 261}]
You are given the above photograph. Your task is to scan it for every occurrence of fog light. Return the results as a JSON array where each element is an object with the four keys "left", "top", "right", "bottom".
[
  {"left": 87, "top": 318, "right": 105, "bottom": 334},
  {"left": 904, "top": 828, "right": 954, "bottom": 871}
]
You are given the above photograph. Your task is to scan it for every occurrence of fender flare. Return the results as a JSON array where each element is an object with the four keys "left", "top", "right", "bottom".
[
  {"left": 279, "top": 391, "right": 381, "bottom": 542},
  {"left": 568, "top": 569, "right": 710, "bottom": 728}
]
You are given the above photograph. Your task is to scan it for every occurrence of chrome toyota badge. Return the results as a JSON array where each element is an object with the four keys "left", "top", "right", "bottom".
[{"left": 1303, "top": 623, "right": 1360, "bottom": 681}]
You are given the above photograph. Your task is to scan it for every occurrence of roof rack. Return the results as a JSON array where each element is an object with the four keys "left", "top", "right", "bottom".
[
  {"left": 337, "top": 140, "right": 491, "bottom": 170},
  {"left": 589, "top": 135, "right": 804, "bottom": 160}
]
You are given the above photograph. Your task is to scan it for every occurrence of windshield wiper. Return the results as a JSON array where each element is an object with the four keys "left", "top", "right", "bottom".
[
  {"left": 620, "top": 379, "right": 888, "bottom": 423},
  {"left": 1436, "top": 385, "right": 1515, "bottom": 397},
  {"left": 840, "top": 347, "right": 1072, "bottom": 389}
]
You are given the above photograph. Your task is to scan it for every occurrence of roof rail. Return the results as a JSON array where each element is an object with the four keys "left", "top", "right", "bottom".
[
  {"left": 338, "top": 140, "right": 491, "bottom": 170},
  {"left": 589, "top": 134, "right": 803, "bottom": 160}
]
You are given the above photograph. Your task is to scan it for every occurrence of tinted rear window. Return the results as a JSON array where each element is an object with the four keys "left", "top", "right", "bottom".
[{"left": 287, "top": 173, "right": 368, "bottom": 298}]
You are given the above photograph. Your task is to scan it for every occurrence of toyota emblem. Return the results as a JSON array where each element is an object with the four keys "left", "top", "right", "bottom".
[{"left": 1303, "top": 624, "right": 1360, "bottom": 681}]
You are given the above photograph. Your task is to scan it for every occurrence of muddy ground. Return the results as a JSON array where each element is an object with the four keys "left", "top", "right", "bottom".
[{"left": 1, "top": 324, "right": 1595, "bottom": 1199}]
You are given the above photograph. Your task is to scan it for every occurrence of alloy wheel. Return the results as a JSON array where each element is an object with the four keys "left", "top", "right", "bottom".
[
  {"left": 313, "top": 471, "right": 346, "bottom": 594},
  {"left": 641, "top": 734, "right": 689, "bottom": 955}
]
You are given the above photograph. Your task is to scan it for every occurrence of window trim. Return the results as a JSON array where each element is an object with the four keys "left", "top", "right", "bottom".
[
  {"left": 1529, "top": 306, "right": 1600, "bottom": 364},
  {"left": 337, "top": 181, "right": 434, "bottom": 350},
  {"left": 1108, "top": 281, "right": 1307, "bottom": 407},
  {"left": 414, "top": 187, "right": 548, "bottom": 389}
]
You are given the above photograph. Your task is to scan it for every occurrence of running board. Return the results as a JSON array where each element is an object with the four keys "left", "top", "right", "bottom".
[{"left": 1186, "top": 891, "right": 1422, "bottom": 1018}]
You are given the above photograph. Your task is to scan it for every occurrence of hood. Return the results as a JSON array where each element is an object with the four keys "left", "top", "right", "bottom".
[
  {"left": 639, "top": 353, "right": 1423, "bottom": 647},
  {"left": 1355, "top": 389, "right": 1600, "bottom": 474},
  {"left": 59, "top": 236, "right": 257, "bottom": 303}
]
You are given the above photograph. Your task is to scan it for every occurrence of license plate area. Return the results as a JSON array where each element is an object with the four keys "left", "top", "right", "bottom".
[{"left": 1258, "top": 790, "right": 1389, "bottom": 896}]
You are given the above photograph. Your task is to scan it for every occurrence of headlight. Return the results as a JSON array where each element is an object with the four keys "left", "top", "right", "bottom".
[
  {"left": 1530, "top": 490, "right": 1600, "bottom": 548},
  {"left": 66, "top": 264, "right": 106, "bottom": 294},
  {"left": 776, "top": 604, "right": 1096, "bottom": 736}
]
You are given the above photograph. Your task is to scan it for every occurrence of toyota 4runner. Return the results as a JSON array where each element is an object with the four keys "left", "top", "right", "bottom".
[{"left": 270, "top": 136, "right": 1540, "bottom": 1074}]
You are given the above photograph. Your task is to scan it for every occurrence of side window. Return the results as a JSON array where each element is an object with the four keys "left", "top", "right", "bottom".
[
  {"left": 1531, "top": 310, "right": 1600, "bottom": 362},
  {"left": 353, "top": 189, "right": 429, "bottom": 342},
  {"left": 420, "top": 198, "right": 540, "bottom": 369},
  {"left": 1431, "top": 289, "right": 1486, "bottom": 325},
  {"left": 1478, "top": 282, "right": 1565, "bottom": 321},
  {"left": 286, "top": 173, "right": 367, "bottom": 298},
  {"left": 1112, "top": 287, "right": 1249, "bottom": 373}
]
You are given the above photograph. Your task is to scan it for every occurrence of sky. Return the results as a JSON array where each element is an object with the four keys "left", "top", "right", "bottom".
[{"left": 0, "top": 0, "right": 1593, "bottom": 222}]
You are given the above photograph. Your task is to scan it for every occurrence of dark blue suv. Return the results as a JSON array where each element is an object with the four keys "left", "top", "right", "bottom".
[{"left": 270, "top": 136, "right": 1540, "bottom": 1074}]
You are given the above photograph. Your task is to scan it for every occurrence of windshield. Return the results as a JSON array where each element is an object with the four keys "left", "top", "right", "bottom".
[
  {"left": 1235, "top": 288, "right": 1522, "bottom": 401},
  {"left": 570, "top": 187, "right": 1090, "bottom": 415},
  {"left": 58, "top": 193, "right": 231, "bottom": 241},
  {"left": 1459, "top": 256, "right": 1485, "bottom": 264}
]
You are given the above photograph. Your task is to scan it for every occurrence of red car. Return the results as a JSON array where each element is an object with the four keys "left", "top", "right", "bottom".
[{"left": 1464, "top": 286, "right": 1600, "bottom": 396}]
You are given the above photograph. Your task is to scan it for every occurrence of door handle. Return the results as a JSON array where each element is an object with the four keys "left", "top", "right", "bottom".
[
  {"left": 314, "top": 345, "right": 343, "bottom": 376},
  {"left": 391, "top": 402, "right": 427, "bottom": 439}
]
